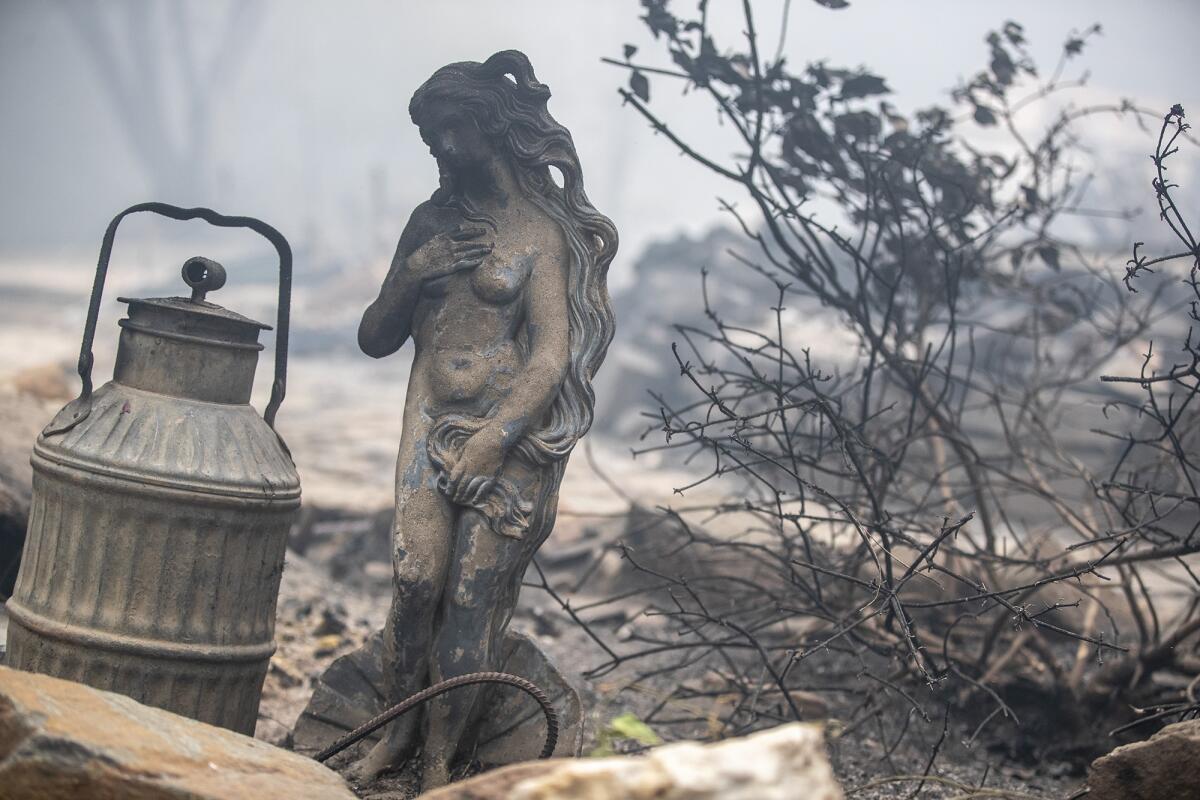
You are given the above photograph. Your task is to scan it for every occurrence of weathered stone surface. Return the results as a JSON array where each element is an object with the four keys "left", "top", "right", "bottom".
[
  {"left": 419, "top": 760, "right": 561, "bottom": 800},
  {"left": 1088, "top": 718, "right": 1200, "bottom": 800},
  {"left": 0, "top": 664, "right": 357, "bottom": 800},
  {"left": 418, "top": 723, "right": 843, "bottom": 800}
]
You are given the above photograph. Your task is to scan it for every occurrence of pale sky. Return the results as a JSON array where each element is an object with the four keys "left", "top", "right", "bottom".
[{"left": 1, "top": 0, "right": 1197, "bottom": 288}]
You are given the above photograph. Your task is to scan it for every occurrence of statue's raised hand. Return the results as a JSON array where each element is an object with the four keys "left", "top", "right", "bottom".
[{"left": 408, "top": 224, "right": 493, "bottom": 281}]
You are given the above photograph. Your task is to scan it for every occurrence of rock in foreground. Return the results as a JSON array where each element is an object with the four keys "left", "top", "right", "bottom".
[
  {"left": 1088, "top": 718, "right": 1200, "bottom": 800},
  {"left": 0, "top": 665, "right": 356, "bottom": 800},
  {"left": 420, "top": 722, "right": 842, "bottom": 800}
]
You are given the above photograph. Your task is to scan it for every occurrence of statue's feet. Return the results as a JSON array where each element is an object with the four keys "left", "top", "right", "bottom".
[
  {"left": 343, "top": 731, "right": 415, "bottom": 786},
  {"left": 419, "top": 756, "right": 451, "bottom": 792}
]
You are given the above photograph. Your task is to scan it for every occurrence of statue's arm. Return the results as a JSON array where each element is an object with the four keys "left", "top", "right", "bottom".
[
  {"left": 358, "top": 205, "right": 436, "bottom": 358},
  {"left": 358, "top": 247, "right": 420, "bottom": 358},
  {"left": 491, "top": 242, "right": 571, "bottom": 448}
]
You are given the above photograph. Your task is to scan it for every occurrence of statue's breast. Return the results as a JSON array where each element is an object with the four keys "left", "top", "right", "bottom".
[
  {"left": 471, "top": 250, "right": 534, "bottom": 305},
  {"left": 422, "top": 273, "right": 452, "bottom": 298}
]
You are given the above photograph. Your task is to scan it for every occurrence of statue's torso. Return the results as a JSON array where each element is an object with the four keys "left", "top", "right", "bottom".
[{"left": 409, "top": 201, "right": 551, "bottom": 414}]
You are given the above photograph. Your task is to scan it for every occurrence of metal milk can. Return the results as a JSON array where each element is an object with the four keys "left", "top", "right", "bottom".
[{"left": 4, "top": 203, "right": 300, "bottom": 735}]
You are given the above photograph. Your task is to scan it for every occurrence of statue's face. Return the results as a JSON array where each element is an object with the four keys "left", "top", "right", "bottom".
[{"left": 417, "top": 99, "right": 494, "bottom": 172}]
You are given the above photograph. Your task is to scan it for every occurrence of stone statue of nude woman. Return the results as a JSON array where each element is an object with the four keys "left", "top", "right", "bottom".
[{"left": 350, "top": 50, "right": 617, "bottom": 789}]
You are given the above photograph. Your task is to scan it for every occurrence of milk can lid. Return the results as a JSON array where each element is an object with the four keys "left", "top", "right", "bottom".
[
  {"left": 115, "top": 256, "right": 272, "bottom": 341},
  {"left": 116, "top": 295, "right": 272, "bottom": 331}
]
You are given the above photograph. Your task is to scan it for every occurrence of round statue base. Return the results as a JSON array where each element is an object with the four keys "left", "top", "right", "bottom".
[{"left": 293, "top": 628, "right": 583, "bottom": 767}]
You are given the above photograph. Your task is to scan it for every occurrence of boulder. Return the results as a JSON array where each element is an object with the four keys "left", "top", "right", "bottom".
[
  {"left": 0, "top": 664, "right": 357, "bottom": 800},
  {"left": 1087, "top": 718, "right": 1200, "bottom": 800},
  {"left": 419, "top": 722, "right": 843, "bottom": 800}
]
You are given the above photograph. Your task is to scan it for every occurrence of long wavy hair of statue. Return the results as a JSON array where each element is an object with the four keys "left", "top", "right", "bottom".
[{"left": 410, "top": 50, "right": 618, "bottom": 467}]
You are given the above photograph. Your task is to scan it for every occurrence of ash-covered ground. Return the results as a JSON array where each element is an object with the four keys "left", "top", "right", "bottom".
[{"left": 258, "top": 473, "right": 1091, "bottom": 800}]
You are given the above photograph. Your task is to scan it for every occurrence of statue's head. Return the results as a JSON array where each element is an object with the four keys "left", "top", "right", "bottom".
[
  {"left": 409, "top": 50, "right": 556, "bottom": 182},
  {"left": 413, "top": 97, "right": 495, "bottom": 173}
]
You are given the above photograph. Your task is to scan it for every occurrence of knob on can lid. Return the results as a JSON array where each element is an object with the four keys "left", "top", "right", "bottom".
[
  {"left": 116, "top": 256, "right": 273, "bottom": 350},
  {"left": 182, "top": 256, "right": 226, "bottom": 302}
]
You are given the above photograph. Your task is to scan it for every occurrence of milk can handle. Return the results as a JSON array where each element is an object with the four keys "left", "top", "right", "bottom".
[{"left": 45, "top": 202, "right": 293, "bottom": 436}]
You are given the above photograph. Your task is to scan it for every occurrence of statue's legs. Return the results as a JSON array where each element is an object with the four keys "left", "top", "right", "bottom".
[
  {"left": 419, "top": 460, "right": 564, "bottom": 790},
  {"left": 347, "top": 422, "right": 455, "bottom": 784}
]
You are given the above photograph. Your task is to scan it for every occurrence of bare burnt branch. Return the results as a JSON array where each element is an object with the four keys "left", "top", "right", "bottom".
[{"left": 539, "top": 0, "right": 1200, "bottom": 783}]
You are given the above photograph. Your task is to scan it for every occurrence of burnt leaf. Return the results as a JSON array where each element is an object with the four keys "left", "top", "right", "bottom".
[
  {"left": 672, "top": 37, "right": 739, "bottom": 88},
  {"left": 973, "top": 104, "right": 998, "bottom": 126},
  {"left": 988, "top": 154, "right": 1016, "bottom": 180},
  {"left": 791, "top": 79, "right": 820, "bottom": 111},
  {"left": 1037, "top": 244, "right": 1061, "bottom": 270},
  {"left": 672, "top": 48, "right": 696, "bottom": 76},
  {"left": 840, "top": 72, "right": 891, "bottom": 101},
  {"left": 786, "top": 114, "right": 839, "bottom": 168},
  {"left": 835, "top": 110, "right": 881, "bottom": 140},
  {"left": 917, "top": 107, "right": 952, "bottom": 135},
  {"left": 809, "top": 62, "right": 831, "bottom": 88},
  {"left": 1065, "top": 23, "right": 1101, "bottom": 57},
  {"left": 1022, "top": 185, "right": 1040, "bottom": 210},
  {"left": 640, "top": 0, "right": 678, "bottom": 40},
  {"left": 990, "top": 46, "right": 1015, "bottom": 87},
  {"left": 1003, "top": 21, "right": 1025, "bottom": 46},
  {"left": 630, "top": 70, "right": 651, "bottom": 102},
  {"left": 882, "top": 105, "right": 909, "bottom": 133}
]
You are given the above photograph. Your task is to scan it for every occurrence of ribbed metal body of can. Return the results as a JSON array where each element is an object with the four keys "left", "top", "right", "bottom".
[{"left": 4, "top": 203, "right": 299, "bottom": 735}]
